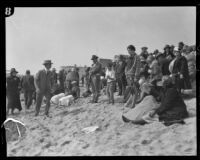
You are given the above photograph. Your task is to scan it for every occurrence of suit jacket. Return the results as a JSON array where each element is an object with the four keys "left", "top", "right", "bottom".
[
  {"left": 34, "top": 69, "right": 54, "bottom": 93},
  {"left": 52, "top": 72, "right": 58, "bottom": 83},
  {"left": 172, "top": 56, "right": 189, "bottom": 77},
  {"left": 115, "top": 61, "right": 126, "bottom": 78},
  {"left": 21, "top": 75, "right": 35, "bottom": 91},
  {"left": 90, "top": 61, "right": 102, "bottom": 77}
]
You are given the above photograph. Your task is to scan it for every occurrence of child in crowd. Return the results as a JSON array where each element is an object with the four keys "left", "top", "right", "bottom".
[{"left": 105, "top": 63, "right": 116, "bottom": 104}]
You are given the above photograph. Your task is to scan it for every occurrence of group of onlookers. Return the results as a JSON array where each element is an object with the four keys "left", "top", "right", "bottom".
[
  {"left": 6, "top": 60, "right": 81, "bottom": 117},
  {"left": 6, "top": 41, "right": 196, "bottom": 125}
]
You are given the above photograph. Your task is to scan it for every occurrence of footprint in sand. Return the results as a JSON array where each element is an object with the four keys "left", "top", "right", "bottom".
[
  {"left": 184, "top": 148, "right": 193, "bottom": 153},
  {"left": 82, "top": 143, "right": 90, "bottom": 149},
  {"left": 61, "top": 140, "right": 71, "bottom": 146},
  {"left": 39, "top": 137, "right": 45, "bottom": 143},
  {"left": 11, "top": 148, "right": 17, "bottom": 154},
  {"left": 141, "top": 139, "right": 152, "bottom": 145},
  {"left": 42, "top": 142, "right": 52, "bottom": 149}
]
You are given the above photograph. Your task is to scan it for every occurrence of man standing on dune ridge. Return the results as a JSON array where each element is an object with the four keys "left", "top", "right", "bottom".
[{"left": 34, "top": 60, "right": 54, "bottom": 117}]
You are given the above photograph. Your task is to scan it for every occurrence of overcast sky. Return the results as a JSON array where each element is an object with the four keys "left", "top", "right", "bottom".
[{"left": 6, "top": 7, "right": 196, "bottom": 75}]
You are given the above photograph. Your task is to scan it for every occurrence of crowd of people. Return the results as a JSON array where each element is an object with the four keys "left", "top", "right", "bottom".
[{"left": 6, "top": 41, "right": 196, "bottom": 125}]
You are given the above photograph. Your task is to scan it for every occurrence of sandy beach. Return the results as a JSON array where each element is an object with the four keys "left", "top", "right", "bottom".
[{"left": 6, "top": 87, "right": 196, "bottom": 156}]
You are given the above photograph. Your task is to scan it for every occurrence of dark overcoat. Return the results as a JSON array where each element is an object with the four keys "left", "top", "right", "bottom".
[
  {"left": 6, "top": 75, "right": 22, "bottom": 111},
  {"left": 155, "top": 87, "right": 188, "bottom": 122}
]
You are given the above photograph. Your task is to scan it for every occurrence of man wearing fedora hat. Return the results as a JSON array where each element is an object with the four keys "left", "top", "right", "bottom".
[
  {"left": 6, "top": 68, "right": 22, "bottom": 115},
  {"left": 34, "top": 60, "right": 54, "bottom": 117},
  {"left": 89, "top": 55, "right": 102, "bottom": 103}
]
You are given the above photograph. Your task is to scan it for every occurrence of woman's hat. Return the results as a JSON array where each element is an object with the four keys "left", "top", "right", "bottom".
[
  {"left": 141, "top": 82, "right": 153, "bottom": 94},
  {"left": 43, "top": 60, "right": 53, "bottom": 65},
  {"left": 71, "top": 81, "right": 77, "bottom": 85},
  {"left": 91, "top": 55, "right": 98, "bottom": 60},
  {"left": 173, "top": 46, "right": 179, "bottom": 52},
  {"left": 10, "top": 68, "right": 18, "bottom": 74}
]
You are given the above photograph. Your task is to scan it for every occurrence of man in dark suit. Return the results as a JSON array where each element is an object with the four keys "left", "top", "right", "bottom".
[
  {"left": 58, "top": 68, "right": 66, "bottom": 93},
  {"left": 89, "top": 55, "right": 102, "bottom": 103},
  {"left": 34, "top": 60, "right": 54, "bottom": 117},
  {"left": 21, "top": 70, "right": 35, "bottom": 109},
  {"left": 51, "top": 68, "right": 57, "bottom": 85},
  {"left": 115, "top": 55, "right": 127, "bottom": 96}
]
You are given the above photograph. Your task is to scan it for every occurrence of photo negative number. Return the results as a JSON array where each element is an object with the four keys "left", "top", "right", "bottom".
[{"left": 5, "top": 7, "right": 14, "bottom": 17}]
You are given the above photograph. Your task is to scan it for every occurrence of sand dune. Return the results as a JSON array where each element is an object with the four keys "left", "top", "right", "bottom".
[{"left": 6, "top": 88, "right": 196, "bottom": 156}]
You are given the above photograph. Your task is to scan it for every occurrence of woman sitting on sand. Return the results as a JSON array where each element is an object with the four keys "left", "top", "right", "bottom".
[
  {"left": 122, "top": 82, "right": 161, "bottom": 125},
  {"left": 149, "top": 77, "right": 189, "bottom": 125}
]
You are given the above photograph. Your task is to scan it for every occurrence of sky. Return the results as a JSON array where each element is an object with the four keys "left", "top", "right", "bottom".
[{"left": 6, "top": 7, "right": 196, "bottom": 75}]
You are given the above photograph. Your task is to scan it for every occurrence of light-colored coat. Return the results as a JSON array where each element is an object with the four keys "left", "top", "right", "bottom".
[{"left": 59, "top": 95, "right": 74, "bottom": 106}]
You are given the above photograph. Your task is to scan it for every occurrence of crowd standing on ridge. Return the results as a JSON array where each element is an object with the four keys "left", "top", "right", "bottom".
[{"left": 6, "top": 42, "right": 196, "bottom": 125}]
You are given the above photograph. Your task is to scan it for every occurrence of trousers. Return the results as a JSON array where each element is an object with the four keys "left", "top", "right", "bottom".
[
  {"left": 106, "top": 81, "right": 115, "bottom": 103},
  {"left": 35, "top": 91, "right": 52, "bottom": 116},
  {"left": 116, "top": 76, "right": 126, "bottom": 95},
  {"left": 24, "top": 90, "right": 34, "bottom": 109},
  {"left": 91, "top": 75, "right": 101, "bottom": 102}
]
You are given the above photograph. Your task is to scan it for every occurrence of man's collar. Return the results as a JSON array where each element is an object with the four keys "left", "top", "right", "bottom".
[{"left": 44, "top": 68, "right": 50, "bottom": 72}]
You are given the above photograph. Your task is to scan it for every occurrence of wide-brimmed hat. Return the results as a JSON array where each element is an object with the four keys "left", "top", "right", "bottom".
[
  {"left": 164, "top": 45, "right": 170, "bottom": 50},
  {"left": 10, "top": 68, "right": 18, "bottom": 74},
  {"left": 141, "top": 82, "right": 154, "bottom": 94},
  {"left": 141, "top": 46, "right": 148, "bottom": 50},
  {"left": 173, "top": 46, "right": 179, "bottom": 52},
  {"left": 91, "top": 55, "right": 98, "bottom": 60},
  {"left": 43, "top": 60, "right": 53, "bottom": 65},
  {"left": 178, "top": 41, "right": 184, "bottom": 45}
]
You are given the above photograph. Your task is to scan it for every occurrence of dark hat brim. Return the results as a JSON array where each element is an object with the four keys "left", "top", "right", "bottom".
[
  {"left": 43, "top": 62, "right": 53, "bottom": 65},
  {"left": 91, "top": 57, "right": 98, "bottom": 60},
  {"left": 11, "top": 70, "right": 18, "bottom": 73}
]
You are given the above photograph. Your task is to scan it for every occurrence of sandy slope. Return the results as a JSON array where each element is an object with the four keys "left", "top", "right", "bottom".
[{"left": 6, "top": 88, "right": 196, "bottom": 156}]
